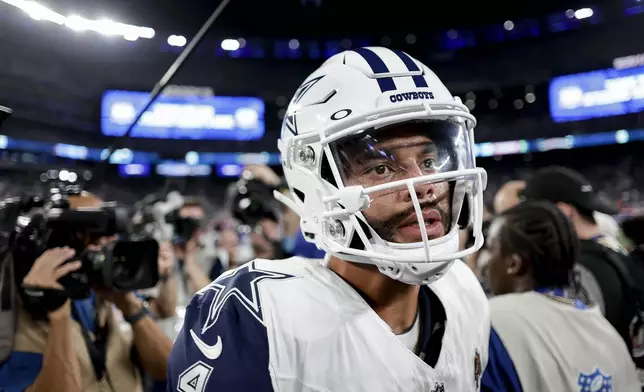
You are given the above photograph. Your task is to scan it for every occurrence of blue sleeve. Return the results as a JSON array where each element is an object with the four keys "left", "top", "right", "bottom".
[
  {"left": 0, "top": 351, "right": 43, "bottom": 392},
  {"left": 293, "top": 231, "right": 325, "bottom": 259},
  {"left": 481, "top": 327, "right": 523, "bottom": 392},
  {"left": 167, "top": 261, "right": 281, "bottom": 392}
]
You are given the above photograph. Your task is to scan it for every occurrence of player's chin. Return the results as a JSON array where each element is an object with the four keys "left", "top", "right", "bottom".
[{"left": 393, "top": 222, "right": 446, "bottom": 243}]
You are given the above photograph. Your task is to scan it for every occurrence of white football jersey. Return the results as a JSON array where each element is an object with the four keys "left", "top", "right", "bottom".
[
  {"left": 167, "top": 256, "right": 489, "bottom": 392},
  {"left": 490, "top": 292, "right": 640, "bottom": 391}
]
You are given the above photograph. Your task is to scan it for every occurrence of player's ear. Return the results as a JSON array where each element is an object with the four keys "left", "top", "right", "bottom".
[{"left": 506, "top": 253, "right": 525, "bottom": 276}]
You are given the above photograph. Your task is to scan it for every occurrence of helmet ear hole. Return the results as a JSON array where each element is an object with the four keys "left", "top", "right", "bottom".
[
  {"left": 458, "top": 196, "right": 470, "bottom": 230},
  {"left": 320, "top": 152, "right": 337, "bottom": 188},
  {"left": 346, "top": 218, "right": 372, "bottom": 251},
  {"left": 292, "top": 188, "right": 305, "bottom": 203}
]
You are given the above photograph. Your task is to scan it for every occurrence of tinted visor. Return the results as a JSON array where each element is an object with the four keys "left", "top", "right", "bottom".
[
  {"left": 330, "top": 120, "right": 475, "bottom": 244},
  {"left": 332, "top": 120, "right": 473, "bottom": 186}
]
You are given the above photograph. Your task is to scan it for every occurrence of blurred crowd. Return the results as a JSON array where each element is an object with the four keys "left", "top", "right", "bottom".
[
  {"left": 1, "top": 150, "right": 644, "bottom": 391},
  {"left": 0, "top": 0, "right": 643, "bottom": 387},
  {"left": 0, "top": 163, "right": 328, "bottom": 392}
]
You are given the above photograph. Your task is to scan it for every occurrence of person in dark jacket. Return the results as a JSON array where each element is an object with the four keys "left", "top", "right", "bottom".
[{"left": 521, "top": 166, "right": 640, "bottom": 355}]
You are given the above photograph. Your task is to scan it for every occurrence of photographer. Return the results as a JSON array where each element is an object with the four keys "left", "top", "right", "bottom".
[
  {"left": 240, "top": 165, "right": 325, "bottom": 260},
  {"left": 0, "top": 192, "right": 172, "bottom": 392},
  {"left": 135, "top": 197, "right": 210, "bottom": 392},
  {"left": 171, "top": 198, "right": 211, "bottom": 294},
  {"left": 230, "top": 173, "right": 289, "bottom": 260},
  {"left": 144, "top": 240, "right": 176, "bottom": 319},
  {"left": 209, "top": 216, "right": 240, "bottom": 280}
]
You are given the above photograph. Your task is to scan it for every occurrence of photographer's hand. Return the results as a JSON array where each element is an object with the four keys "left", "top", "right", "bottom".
[
  {"left": 244, "top": 164, "right": 282, "bottom": 186},
  {"left": 148, "top": 241, "right": 178, "bottom": 319},
  {"left": 108, "top": 292, "right": 173, "bottom": 380},
  {"left": 23, "top": 247, "right": 80, "bottom": 291},
  {"left": 183, "top": 238, "right": 211, "bottom": 293},
  {"left": 158, "top": 241, "right": 175, "bottom": 279},
  {"left": 23, "top": 247, "right": 83, "bottom": 392},
  {"left": 23, "top": 247, "right": 80, "bottom": 320}
]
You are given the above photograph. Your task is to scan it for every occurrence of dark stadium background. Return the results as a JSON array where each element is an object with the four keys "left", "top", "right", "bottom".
[{"left": 0, "top": 0, "right": 642, "bottom": 212}]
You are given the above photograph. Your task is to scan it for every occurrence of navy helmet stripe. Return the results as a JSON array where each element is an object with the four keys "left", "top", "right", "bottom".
[
  {"left": 352, "top": 47, "right": 396, "bottom": 92},
  {"left": 391, "top": 49, "right": 429, "bottom": 88}
]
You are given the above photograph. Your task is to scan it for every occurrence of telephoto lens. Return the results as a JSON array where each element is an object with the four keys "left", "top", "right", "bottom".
[{"left": 79, "top": 239, "right": 160, "bottom": 292}]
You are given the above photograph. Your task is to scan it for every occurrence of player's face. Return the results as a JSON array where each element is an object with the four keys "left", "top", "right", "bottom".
[
  {"left": 335, "top": 121, "right": 463, "bottom": 244},
  {"left": 485, "top": 218, "right": 513, "bottom": 295}
]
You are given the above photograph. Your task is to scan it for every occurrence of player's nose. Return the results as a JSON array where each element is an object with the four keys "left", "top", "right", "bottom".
[
  {"left": 398, "top": 165, "right": 437, "bottom": 203},
  {"left": 401, "top": 181, "right": 437, "bottom": 204}
]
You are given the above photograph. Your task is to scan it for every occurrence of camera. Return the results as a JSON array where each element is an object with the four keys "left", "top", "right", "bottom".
[
  {"left": 228, "top": 176, "right": 293, "bottom": 260},
  {"left": 131, "top": 191, "right": 203, "bottom": 245},
  {"left": 131, "top": 190, "right": 185, "bottom": 242},
  {"left": 4, "top": 185, "right": 159, "bottom": 298},
  {"left": 230, "top": 177, "right": 282, "bottom": 228}
]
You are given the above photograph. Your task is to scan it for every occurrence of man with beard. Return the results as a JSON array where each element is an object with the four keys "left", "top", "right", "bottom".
[{"left": 168, "top": 47, "right": 489, "bottom": 392}]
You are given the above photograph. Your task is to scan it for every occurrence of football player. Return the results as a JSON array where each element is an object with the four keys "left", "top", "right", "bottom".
[{"left": 167, "top": 47, "right": 489, "bottom": 392}]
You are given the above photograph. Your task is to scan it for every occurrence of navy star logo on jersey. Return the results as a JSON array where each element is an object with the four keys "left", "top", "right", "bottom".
[
  {"left": 292, "top": 75, "right": 325, "bottom": 104},
  {"left": 200, "top": 261, "right": 294, "bottom": 333}
]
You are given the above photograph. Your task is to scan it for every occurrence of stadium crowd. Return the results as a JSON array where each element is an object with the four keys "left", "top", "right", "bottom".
[
  {"left": 1, "top": 155, "right": 643, "bottom": 391},
  {"left": 0, "top": 0, "right": 643, "bottom": 388}
]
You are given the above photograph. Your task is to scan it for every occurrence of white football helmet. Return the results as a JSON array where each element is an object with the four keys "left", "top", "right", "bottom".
[{"left": 274, "top": 47, "right": 487, "bottom": 285}]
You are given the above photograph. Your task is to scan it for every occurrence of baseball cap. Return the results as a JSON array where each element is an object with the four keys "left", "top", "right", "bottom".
[{"left": 520, "top": 166, "right": 618, "bottom": 215}]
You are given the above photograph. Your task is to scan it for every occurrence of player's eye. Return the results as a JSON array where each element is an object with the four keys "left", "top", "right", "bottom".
[
  {"left": 422, "top": 158, "right": 437, "bottom": 170},
  {"left": 370, "top": 164, "right": 391, "bottom": 175}
]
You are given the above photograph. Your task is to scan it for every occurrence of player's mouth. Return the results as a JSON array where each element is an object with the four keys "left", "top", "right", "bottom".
[{"left": 396, "top": 209, "right": 445, "bottom": 241}]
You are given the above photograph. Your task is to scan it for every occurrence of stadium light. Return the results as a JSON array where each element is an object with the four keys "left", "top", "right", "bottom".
[
  {"left": 221, "top": 38, "right": 240, "bottom": 51},
  {"left": 63, "top": 14, "right": 154, "bottom": 40},
  {"left": 24, "top": 2, "right": 64, "bottom": 24},
  {"left": 1, "top": 0, "right": 155, "bottom": 40},
  {"left": 574, "top": 8, "right": 593, "bottom": 19},
  {"left": 168, "top": 35, "right": 187, "bottom": 47},
  {"left": 65, "top": 15, "right": 90, "bottom": 31},
  {"left": 185, "top": 151, "right": 199, "bottom": 165}
]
